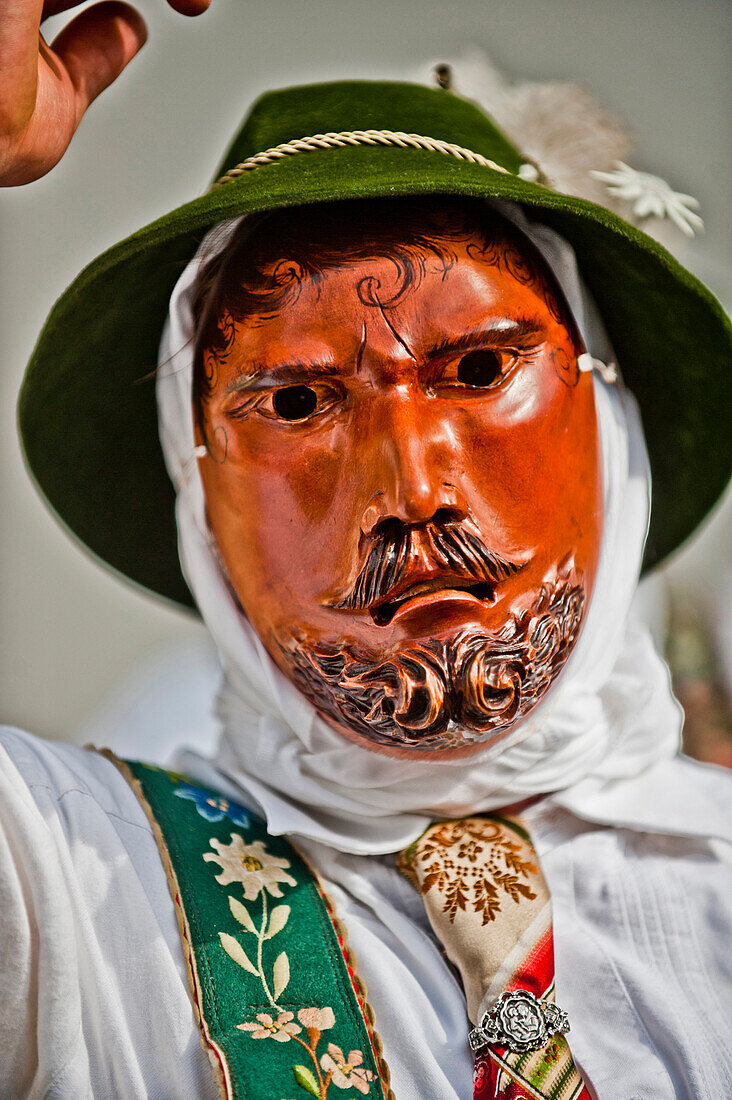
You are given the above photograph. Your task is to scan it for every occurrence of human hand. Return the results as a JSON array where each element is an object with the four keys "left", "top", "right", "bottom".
[{"left": 0, "top": 0, "right": 211, "bottom": 186}]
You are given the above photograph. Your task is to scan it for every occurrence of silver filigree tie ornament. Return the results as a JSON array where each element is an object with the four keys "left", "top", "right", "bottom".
[{"left": 468, "top": 989, "right": 570, "bottom": 1055}]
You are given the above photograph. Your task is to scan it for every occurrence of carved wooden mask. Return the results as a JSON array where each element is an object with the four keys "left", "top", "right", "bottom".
[{"left": 194, "top": 198, "right": 602, "bottom": 757}]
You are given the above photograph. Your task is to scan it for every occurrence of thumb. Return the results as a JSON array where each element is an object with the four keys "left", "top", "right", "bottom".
[{"left": 51, "top": 1, "right": 148, "bottom": 121}]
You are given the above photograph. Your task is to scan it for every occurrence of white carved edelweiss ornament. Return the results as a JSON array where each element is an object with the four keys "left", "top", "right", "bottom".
[{"left": 590, "top": 161, "right": 704, "bottom": 237}]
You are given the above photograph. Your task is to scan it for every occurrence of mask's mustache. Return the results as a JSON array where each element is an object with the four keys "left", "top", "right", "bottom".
[{"left": 332, "top": 520, "right": 521, "bottom": 612}]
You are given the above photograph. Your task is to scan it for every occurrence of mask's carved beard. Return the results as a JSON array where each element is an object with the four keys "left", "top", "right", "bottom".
[{"left": 285, "top": 567, "right": 585, "bottom": 751}]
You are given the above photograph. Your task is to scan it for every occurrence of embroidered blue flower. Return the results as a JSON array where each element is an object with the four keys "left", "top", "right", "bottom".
[{"left": 174, "top": 782, "right": 251, "bottom": 826}]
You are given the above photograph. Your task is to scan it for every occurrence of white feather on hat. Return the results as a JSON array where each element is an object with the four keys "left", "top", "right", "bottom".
[{"left": 412, "top": 49, "right": 702, "bottom": 251}]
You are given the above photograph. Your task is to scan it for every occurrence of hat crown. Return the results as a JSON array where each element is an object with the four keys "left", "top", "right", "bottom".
[{"left": 214, "top": 80, "right": 523, "bottom": 183}]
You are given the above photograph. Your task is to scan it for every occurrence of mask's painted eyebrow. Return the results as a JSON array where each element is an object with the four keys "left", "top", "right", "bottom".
[
  {"left": 426, "top": 316, "right": 545, "bottom": 360},
  {"left": 225, "top": 360, "right": 340, "bottom": 395},
  {"left": 223, "top": 317, "right": 545, "bottom": 393}
]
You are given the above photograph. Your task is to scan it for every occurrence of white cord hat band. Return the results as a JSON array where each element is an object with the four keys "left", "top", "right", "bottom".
[{"left": 210, "top": 129, "right": 533, "bottom": 190}]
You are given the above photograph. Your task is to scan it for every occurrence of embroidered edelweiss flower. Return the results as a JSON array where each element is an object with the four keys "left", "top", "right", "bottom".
[
  {"left": 236, "top": 1011, "right": 301, "bottom": 1042},
  {"left": 457, "top": 838, "right": 483, "bottom": 863},
  {"left": 297, "top": 1006, "right": 336, "bottom": 1031},
  {"left": 174, "top": 782, "right": 251, "bottom": 826},
  {"left": 203, "top": 835, "right": 296, "bottom": 900},
  {"left": 590, "top": 161, "right": 703, "bottom": 237},
  {"left": 320, "top": 1043, "right": 374, "bottom": 1093}
]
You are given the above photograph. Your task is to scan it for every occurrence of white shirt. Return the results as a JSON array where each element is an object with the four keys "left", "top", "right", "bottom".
[{"left": 1, "top": 725, "right": 731, "bottom": 1099}]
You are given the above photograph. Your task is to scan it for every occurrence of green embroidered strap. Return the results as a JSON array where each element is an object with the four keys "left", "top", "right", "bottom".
[{"left": 115, "top": 757, "right": 392, "bottom": 1100}]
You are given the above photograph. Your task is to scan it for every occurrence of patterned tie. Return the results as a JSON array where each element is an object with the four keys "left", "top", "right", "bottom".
[{"left": 397, "top": 816, "right": 591, "bottom": 1100}]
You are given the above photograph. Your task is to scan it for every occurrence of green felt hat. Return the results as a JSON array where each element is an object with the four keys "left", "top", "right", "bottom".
[{"left": 18, "top": 80, "right": 732, "bottom": 610}]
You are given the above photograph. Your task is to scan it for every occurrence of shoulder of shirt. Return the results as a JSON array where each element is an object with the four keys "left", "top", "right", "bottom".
[
  {"left": 532, "top": 752, "right": 732, "bottom": 852},
  {"left": 0, "top": 724, "right": 152, "bottom": 836}
]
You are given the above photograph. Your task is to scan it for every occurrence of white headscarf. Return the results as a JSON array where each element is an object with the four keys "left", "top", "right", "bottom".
[{"left": 157, "top": 204, "right": 681, "bottom": 855}]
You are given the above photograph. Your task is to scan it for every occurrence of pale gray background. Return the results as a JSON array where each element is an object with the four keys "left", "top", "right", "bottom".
[{"left": 2, "top": 0, "right": 730, "bottom": 745}]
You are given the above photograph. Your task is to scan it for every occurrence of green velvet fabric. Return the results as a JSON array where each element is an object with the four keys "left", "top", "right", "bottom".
[
  {"left": 18, "top": 80, "right": 732, "bottom": 609},
  {"left": 125, "top": 761, "right": 387, "bottom": 1100}
]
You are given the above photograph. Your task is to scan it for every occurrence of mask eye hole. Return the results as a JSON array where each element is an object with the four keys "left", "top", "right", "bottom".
[
  {"left": 272, "top": 384, "right": 319, "bottom": 420},
  {"left": 456, "top": 349, "right": 502, "bottom": 388}
]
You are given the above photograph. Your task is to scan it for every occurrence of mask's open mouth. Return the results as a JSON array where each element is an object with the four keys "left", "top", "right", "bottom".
[{"left": 370, "top": 577, "right": 496, "bottom": 626}]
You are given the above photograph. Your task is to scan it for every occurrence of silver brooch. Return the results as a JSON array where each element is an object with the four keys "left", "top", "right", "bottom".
[{"left": 468, "top": 989, "right": 570, "bottom": 1055}]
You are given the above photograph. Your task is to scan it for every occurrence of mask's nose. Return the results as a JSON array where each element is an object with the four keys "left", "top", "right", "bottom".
[{"left": 359, "top": 394, "right": 469, "bottom": 537}]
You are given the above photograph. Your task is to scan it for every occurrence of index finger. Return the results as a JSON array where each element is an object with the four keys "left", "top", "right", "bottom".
[{"left": 0, "top": 0, "right": 44, "bottom": 128}]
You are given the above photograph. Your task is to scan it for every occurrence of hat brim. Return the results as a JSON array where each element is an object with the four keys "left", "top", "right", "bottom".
[{"left": 19, "top": 96, "right": 732, "bottom": 610}]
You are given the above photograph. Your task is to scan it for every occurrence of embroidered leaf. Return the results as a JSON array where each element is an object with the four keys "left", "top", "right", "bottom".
[
  {"left": 273, "top": 951, "right": 290, "bottom": 999},
  {"left": 229, "top": 896, "right": 257, "bottom": 934},
  {"left": 494, "top": 871, "right": 537, "bottom": 904},
  {"left": 441, "top": 877, "right": 469, "bottom": 921},
  {"left": 472, "top": 877, "right": 502, "bottom": 925},
  {"left": 293, "top": 1064, "right": 320, "bottom": 1097},
  {"left": 266, "top": 904, "right": 291, "bottom": 939},
  {"left": 501, "top": 839, "right": 537, "bottom": 877},
  {"left": 219, "top": 932, "right": 258, "bottom": 975}
]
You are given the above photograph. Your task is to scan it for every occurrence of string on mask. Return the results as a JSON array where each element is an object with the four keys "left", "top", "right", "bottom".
[
  {"left": 174, "top": 445, "right": 208, "bottom": 492},
  {"left": 577, "top": 353, "right": 618, "bottom": 385}
]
